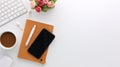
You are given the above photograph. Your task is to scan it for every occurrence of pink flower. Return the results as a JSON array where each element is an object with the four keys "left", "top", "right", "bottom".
[
  {"left": 38, "top": 0, "right": 44, "bottom": 6},
  {"left": 47, "top": 1, "right": 55, "bottom": 8},
  {"left": 43, "top": 0, "right": 48, "bottom": 4},
  {"left": 35, "top": 6, "right": 41, "bottom": 12},
  {"left": 30, "top": 0, "right": 36, "bottom": 9}
]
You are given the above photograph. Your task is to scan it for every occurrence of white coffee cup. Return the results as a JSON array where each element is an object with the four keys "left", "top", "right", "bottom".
[{"left": 0, "top": 31, "right": 16, "bottom": 50}]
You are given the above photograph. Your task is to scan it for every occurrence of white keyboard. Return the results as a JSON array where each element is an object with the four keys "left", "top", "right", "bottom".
[{"left": 0, "top": 0, "right": 27, "bottom": 26}]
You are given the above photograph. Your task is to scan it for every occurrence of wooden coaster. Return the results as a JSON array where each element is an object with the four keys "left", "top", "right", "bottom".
[{"left": 18, "top": 19, "right": 54, "bottom": 64}]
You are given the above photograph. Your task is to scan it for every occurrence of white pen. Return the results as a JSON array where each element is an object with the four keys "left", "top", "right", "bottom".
[{"left": 26, "top": 25, "right": 36, "bottom": 46}]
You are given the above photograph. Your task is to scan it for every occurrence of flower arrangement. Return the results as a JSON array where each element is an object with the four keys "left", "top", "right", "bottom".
[{"left": 30, "top": 0, "right": 57, "bottom": 12}]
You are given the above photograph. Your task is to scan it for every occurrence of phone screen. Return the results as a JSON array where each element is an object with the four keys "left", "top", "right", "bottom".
[{"left": 28, "top": 29, "right": 55, "bottom": 59}]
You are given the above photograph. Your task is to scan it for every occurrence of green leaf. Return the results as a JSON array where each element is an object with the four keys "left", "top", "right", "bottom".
[
  {"left": 42, "top": 4, "right": 49, "bottom": 12},
  {"left": 35, "top": 0, "right": 39, "bottom": 6},
  {"left": 52, "top": 0, "right": 57, "bottom": 3}
]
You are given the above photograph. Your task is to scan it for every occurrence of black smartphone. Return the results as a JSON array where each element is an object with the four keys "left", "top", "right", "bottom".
[{"left": 28, "top": 29, "right": 55, "bottom": 59}]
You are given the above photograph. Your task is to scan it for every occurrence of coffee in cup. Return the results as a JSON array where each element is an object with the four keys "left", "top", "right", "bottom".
[{"left": 0, "top": 32, "right": 16, "bottom": 49}]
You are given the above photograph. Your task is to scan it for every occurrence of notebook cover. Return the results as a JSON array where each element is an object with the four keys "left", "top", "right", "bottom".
[{"left": 18, "top": 19, "right": 54, "bottom": 64}]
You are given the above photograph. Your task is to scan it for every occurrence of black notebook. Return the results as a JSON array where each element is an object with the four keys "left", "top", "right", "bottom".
[{"left": 28, "top": 29, "right": 55, "bottom": 59}]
